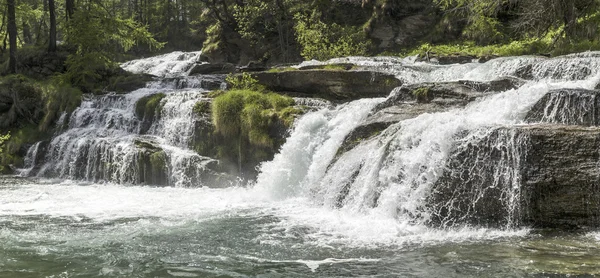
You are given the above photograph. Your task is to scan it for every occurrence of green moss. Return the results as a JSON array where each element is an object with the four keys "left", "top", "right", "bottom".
[
  {"left": 413, "top": 87, "right": 432, "bottom": 103},
  {"left": 0, "top": 125, "right": 49, "bottom": 172},
  {"left": 0, "top": 132, "right": 10, "bottom": 173},
  {"left": 403, "top": 35, "right": 600, "bottom": 59},
  {"left": 212, "top": 89, "right": 298, "bottom": 145},
  {"left": 210, "top": 89, "right": 303, "bottom": 177},
  {"left": 193, "top": 101, "right": 211, "bottom": 116},
  {"left": 40, "top": 81, "right": 83, "bottom": 132},
  {"left": 322, "top": 64, "right": 350, "bottom": 71},
  {"left": 226, "top": 72, "right": 267, "bottom": 92},
  {"left": 207, "top": 90, "right": 226, "bottom": 98},
  {"left": 278, "top": 106, "right": 303, "bottom": 127},
  {"left": 149, "top": 150, "right": 168, "bottom": 173},
  {"left": 135, "top": 93, "right": 166, "bottom": 121}
]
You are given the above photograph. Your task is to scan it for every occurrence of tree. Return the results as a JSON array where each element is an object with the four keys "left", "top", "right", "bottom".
[
  {"left": 7, "top": 0, "right": 16, "bottom": 74},
  {"left": 48, "top": 0, "right": 56, "bottom": 52}
]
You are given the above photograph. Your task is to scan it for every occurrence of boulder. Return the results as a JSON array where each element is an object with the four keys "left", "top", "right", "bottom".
[
  {"left": 239, "top": 61, "right": 268, "bottom": 72},
  {"left": 429, "top": 125, "right": 600, "bottom": 230},
  {"left": 134, "top": 138, "right": 169, "bottom": 186},
  {"left": 339, "top": 77, "right": 525, "bottom": 159},
  {"left": 107, "top": 73, "right": 154, "bottom": 93},
  {"left": 189, "top": 63, "right": 236, "bottom": 75},
  {"left": 526, "top": 89, "right": 600, "bottom": 126},
  {"left": 377, "top": 77, "right": 523, "bottom": 110},
  {"left": 416, "top": 54, "right": 476, "bottom": 65},
  {"left": 297, "top": 63, "right": 355, "bottom": 71},
  {"left": 251, "top": 70, "right": 402, "bottom": 100}
]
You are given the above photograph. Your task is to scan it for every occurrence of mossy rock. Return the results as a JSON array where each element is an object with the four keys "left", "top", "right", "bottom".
[
  {"left": 0, "top": 124, "right": 50, "bottom": 174},
  {"left": 0, "top": 75, "right": 44, "bottom": 129},
  {"left": 197, "top": 89, "right": 303, "bottom": 179},
  {"left": 135, "top": 138, "right": 169, "bottom": 186},
  {"left": 107, "top": 73, "right": 154, "bottom": 93},
  {"left": 336, "top": 122, "right": 390, "bottom": 158},
  {"left": 193, "top": 101, "right": 211, "bottom": 116},
  {"left": 251, "top": 70, "right": 402, "bottom": 101},
  {"left": 135, "top": 93, "right": 166, "bottom": 133},
  {"left": 297, "top": 63, "right": 355, "bottom": 71}
]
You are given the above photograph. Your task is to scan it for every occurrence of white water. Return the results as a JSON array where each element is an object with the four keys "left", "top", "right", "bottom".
[
  {"left": 121, "top": 51, "right": 202, "bottom": 78},
  {"left": 13, "top": 51, "right": 600, "bottom": 252}
]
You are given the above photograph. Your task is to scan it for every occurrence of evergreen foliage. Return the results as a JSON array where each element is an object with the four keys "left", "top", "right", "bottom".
[{"left": 0, "top": 132, "right": 9, "bottom": 172}]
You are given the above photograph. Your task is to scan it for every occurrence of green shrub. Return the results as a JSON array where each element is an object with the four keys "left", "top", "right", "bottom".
[
  {"left": 0, "top": 132, "right": 10, "bottom": 172},
  {"left": 193, "top": 101, "right": 211, "bottom": 116},
  {"left": 226, "top": 72, "right": 266, "bottom": 92},
  {"left": 212, "top": 89, "right": 296, "bottom": 147},
  {"left": 294, "top": 11, "right": 372, "bottom": 60},
  {"left": 40, "top": 80, "right": 83, "bottom": 132}
]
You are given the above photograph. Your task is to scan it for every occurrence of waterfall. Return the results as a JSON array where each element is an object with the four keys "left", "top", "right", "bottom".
[
  {"left": 23, "top": 52, "right": 227, "bottom": 187},
  {"left": 19, "top": 50, "right": 600, "bottom": 229},
  {"left": 121, "top": 51, "right": 202, "bottom": 77},
  {"left": 255, "top": 52, "right": 600, "bottom": 229},
  {"left": 526, "top": 89, "right": 600, "bottom": 126}
]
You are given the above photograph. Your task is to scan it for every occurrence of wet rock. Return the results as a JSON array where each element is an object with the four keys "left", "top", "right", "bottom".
[
  {"left": 515, "top": 64, "right": 534, "bottom": 80},
  {"left": 251, "top": 70, "right": 402, "bottom": 101},
  {"left": 376, "top": 77, "right": 522, "bottom": 112},
  {"left": 107, "top": 72, "right": 155, "bottom": 93},
  {"left": 135, "top": 93, "right": 166, "bottom": 134},
  {"left": 297, "top": 63, "right": 355, "bottom": 71},
  {"left": 430, "top": 125, "right": 600, "bottom": 230},
  {"left": 189, "top": 63, "right": 236, "bottom": 75},
  {"left": 239, "top": 61, "right": 268, "bottom": 72},
  {"left": 526, "top": 89, "right": 600, "bottom": 126},
  {"left": 340, "top": 77, "right": 524, "bottom": 159},
  {"left": 135, "top": 138, "right": 169, "bottom": 186}
]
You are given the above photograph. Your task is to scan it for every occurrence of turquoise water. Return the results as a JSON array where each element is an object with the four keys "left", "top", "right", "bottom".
[{"left": 1, "top": 177, "right": 600, "bottom": 277}]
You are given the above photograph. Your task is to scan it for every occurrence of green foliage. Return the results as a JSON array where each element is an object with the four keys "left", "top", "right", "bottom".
[
  {"left": 294, "top": 11, "right": 372, "bottom": 60},
  {"left": 135, "top": 93, "right": 166, "bottom": 121},
  {"left": 212, "top": 89, "right": 296, "bottom": 147},
  {"left": 407, "top": 39, "right": 551, "bottom": 58},
  {"left": 193, "top": 101, "right": 211, "bottom": 116},
  {"left": 226, "top": 72, "right": 266, "bottom": 92},
  {"left": 413, "top": 87, "right": 432, "bottom": 103},
  {"left": 433, "top": 0, "right": 506, "bottom": 44},
  {"left": 0, "top": 124, "right": 47, "bottom": 172},
  {"left": 202, "top": 22, "right": 223, "bottom": 55},
  {"left": 62, "top": 2, "right": 164, "bottom": 91},
  {"left": 39, "top": 79, "right": 82, "bottom": 132},
  {"left": 0, "top": 132, "right": 9, "bottom": 172}
]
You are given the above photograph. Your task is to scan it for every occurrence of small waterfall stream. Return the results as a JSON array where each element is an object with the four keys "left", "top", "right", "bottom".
[{"left": 23, "top": 52, "right": 224, "bottom": 187}]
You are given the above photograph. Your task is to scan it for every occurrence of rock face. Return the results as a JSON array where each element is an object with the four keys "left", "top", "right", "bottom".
[
  {"left": 521, "top": 125, "right": 600, "bottom": 229},
  {"left": 251, "top": 70, "right": 402, "bottom": 100},
  {"left": 340, "top": 77, "right": 524, "bottom": 151},
  {"left": 426, "top": 88, "right": 600, "bottom": 230},
  {"left": 189, "top": 63, "right": 236, "bottom": 75},
  {"left": 525, "top": 89, "right": 600, "bottom": 126},
  {"left": 364, "top": 0, "right": 438, "bottom": 49},
  {"left": 429, "top": 125, "right": 600, "bottom": 230}
]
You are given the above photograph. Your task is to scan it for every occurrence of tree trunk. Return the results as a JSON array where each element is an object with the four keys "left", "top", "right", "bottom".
[
  {"left": 48, "top": 0, "right": 57, "bottom": 52},
  {"left": 66, "top": 0, "right": 75, "bottom": 20},
  {"left": 7, "top": 0, "right": 16, "bottom": 74}
]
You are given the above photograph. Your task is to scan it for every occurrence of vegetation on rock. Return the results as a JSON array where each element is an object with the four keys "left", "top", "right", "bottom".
[
  {"left": 0, "top": 132, "right": 9, "bottom": 172},
  {"left": 135, "top": 93, "right": 166, "bottom": 122}
]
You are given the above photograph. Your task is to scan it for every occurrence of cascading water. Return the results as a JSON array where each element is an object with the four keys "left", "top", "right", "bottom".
[
  {"left": 6, "top": 51, "right": 600, "bottom": 276},
  {"left": 23, "top": 52, "right": 225, "bottom": 187}
]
